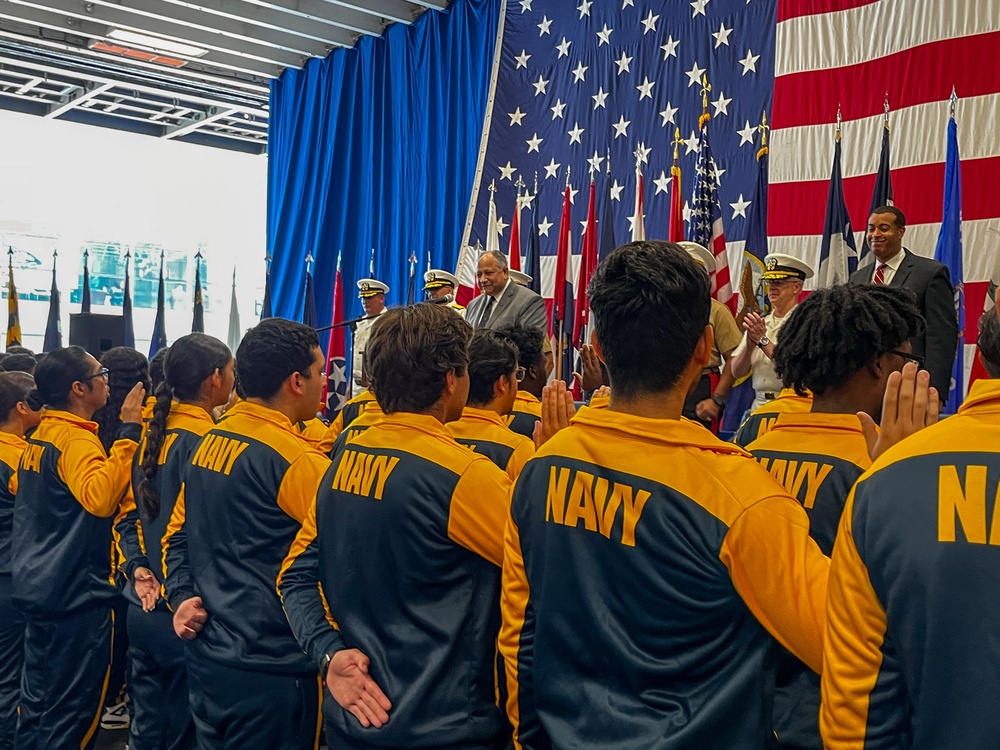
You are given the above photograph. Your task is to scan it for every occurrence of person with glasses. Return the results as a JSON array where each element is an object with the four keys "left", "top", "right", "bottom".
[
  {"left": 746, "top": 283, "right": 932, "bottom": 750},
  {"left": 497, "top": 324, "right": 548, "bottom": 440},
  {"left": 448, "top": 329, "right": 535, "bottom": 481},
  {"left": 11, "top": 346, "right": 145, "bottom": 750},
  {"left": 730, "top": 253, "right": 814, "bottom": 411},
  {"left": 822, "top": 300, "right": 1000, "bottom": 749}
]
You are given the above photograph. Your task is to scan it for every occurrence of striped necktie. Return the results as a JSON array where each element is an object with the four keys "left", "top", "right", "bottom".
[{"left": 873, "top": 263, "right": 888, "bottom": 285}]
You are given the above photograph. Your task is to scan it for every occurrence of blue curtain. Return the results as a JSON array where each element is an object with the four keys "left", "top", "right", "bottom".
[{"left": 267, "top": 0, "right": 500, "bottom": 337}]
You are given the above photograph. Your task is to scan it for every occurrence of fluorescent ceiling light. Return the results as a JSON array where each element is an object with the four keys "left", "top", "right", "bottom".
[{"left": 107, "top": 29, "right": 207, "bottom": 58}]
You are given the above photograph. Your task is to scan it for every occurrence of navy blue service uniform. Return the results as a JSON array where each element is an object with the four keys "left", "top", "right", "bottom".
[
  {"left": 748, "top": 412, "right": 871, "bottom": 749},
  {"left": 822, "top": 380, "right": 1000, "bottom": 749},
  {"left": 118, "top": 403, "right": 217, "bottom": 750},
  {"left": 732, "top": 388, "right": 813, "bottom": 448},
  {"left": 279, "top": 412, "right": 513, "bottom": 749},
  {"left": 0, "top": 431, "right": 26, "bottom": 750},
  {"left": 163, "top": 401, "right": 329, "bottom": 750},
  {"left": 448, "top": 406, "right": 534, "bottom": 481},
  {"left": 13, "top": 410, "right": 140, "bottom": 750},
  {"left": 504, "top": 391, "right": 541, "bottom": 440},
  {"left": 501, "top": 406, "right": 830, "bottom": 750}
]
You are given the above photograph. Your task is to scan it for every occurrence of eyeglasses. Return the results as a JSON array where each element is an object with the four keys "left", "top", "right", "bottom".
[
  {"left": 79, "top": 367, "right": 110, "bottom": 383},
  {"left": 888, "top": 350, "right": 924, "bottom": 368},
  {"left": 514, "top": 367, "right": 526, "bottom": 382}
]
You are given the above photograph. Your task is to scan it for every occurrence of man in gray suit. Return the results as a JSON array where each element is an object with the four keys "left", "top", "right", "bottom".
[
  {"left": 465, "top": 250, "right": 547, "bottom": 337},
  {"left": 849, "top": 205, "right": 957, "bottom": 400}
]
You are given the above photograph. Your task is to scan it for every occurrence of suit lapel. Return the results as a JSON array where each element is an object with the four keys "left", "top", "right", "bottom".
[
  {"left": 889, "top": 249, "right": 915, "bottom": 288},
  {"left": 489, "top": 284, "right": 516, "bottom": 323}
]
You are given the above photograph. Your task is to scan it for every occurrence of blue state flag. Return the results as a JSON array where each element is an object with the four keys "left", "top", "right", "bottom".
[
  {"left": 933, "top": 108, "right": 964, "bottom": 414},
  {"left": 816, "top": 135, "right": 857, "bottom": 288}
]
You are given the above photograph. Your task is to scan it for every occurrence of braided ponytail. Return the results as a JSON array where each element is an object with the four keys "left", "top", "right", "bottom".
[{"left": 136, "top": 379, "right": 174, "bottom": 520}]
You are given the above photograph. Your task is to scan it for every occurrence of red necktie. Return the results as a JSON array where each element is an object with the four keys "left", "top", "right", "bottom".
[{"left": 873, "top": 263, "right": 887, "bottom": 285}]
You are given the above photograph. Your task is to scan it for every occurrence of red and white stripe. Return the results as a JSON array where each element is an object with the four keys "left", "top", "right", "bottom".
[{"left": 768, "top": 0, "right": 1000, "bottom": 388}]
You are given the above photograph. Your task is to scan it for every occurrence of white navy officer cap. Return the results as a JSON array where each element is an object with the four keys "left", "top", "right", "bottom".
[
  {"left": 357, "top": 278, "right": 389, "bottom": 298},
  {"left": 762, "top": 253, "right": 814, "bottom": 281},
  {"left": 423, "top": 269, "right": 458, "bottom": 291},
  {"left": 678, "top": 241, "right": 717, "bottom": 274},
  {"left": 508, "top": 269, "right": 533, "bottom": 286}
]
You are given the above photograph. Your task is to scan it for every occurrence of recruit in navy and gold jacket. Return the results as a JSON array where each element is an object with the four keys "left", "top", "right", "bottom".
[
  {"left": 116, "top": 402, "right": 217, "bottom": 608},
  {"left": 505, "top": 391, "right": 541, "bottom": 440},
  {"left": 12, "top": 410, "right": 141, "bottom": 617},
  {"left": 321, "top": 389, "right": 378, "bottom": 451},
  {"left": 733, "top": 388, "right": 813, "bottom": 448},
  {"left": 163, "top": 400, "right": 330, "bottom": 674},
  {"left": 821, "top": 379, "right": 1000, "bottom": 750},
  {"left": 500, "top": 405, "right": 830, "bottom": 750},
  {"left": 448, "top": 406, "right": 534, "bottom": 481},
  {"left": 0, "top": 431, "right": 26, "bottom": 579},
  {"left": 278, "top": 412, "right": 513, "bottom": 749},
  {"left": 747, "top": 411, "right": 870, "bottom": 750}
]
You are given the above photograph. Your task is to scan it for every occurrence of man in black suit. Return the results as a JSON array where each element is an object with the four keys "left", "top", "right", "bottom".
[{"left": 849, "top": 205, "right": 958, "bottom": 399}]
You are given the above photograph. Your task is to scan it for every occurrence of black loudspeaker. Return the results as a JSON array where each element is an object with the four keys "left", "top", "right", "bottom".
[{"left": 69, "top": 313, "right": 128, "bottom": 358}]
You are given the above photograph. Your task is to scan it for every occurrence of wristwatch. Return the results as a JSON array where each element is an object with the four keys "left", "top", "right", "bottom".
[
  {"left": 711, "top": 393, "right": 727, "bottom": 408},
  {"left": 320, "top": 651, "right": 335, "bottom": 675},
  {"left": 757, "top": 336, "right": 771, "bottom": 349}
]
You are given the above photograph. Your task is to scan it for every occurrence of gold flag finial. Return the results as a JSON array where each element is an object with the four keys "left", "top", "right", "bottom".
[
  {"left": 699, "top": 75, "right": 712, "bottom": 130},
  {"left": 836, "top": 104, "right": 842, "bottom": 142},
  {"left": 672, "top": 127, "right": 683, "bottom": 161},
  {"left": 949, "top": 86, "right": 958, "bottom": 120}
]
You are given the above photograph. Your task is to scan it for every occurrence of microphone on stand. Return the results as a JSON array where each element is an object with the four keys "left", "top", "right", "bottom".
[{"left": 424, "top": 294, "right": 455, "bottom": 305}]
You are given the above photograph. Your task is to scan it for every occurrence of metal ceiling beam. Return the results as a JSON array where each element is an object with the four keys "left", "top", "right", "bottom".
[
  {"left": 80, "top": 0, "right": 355, "bottom": 54},
  {"left": 163, "top": 104, "right": 236, "bottom": 138},
  {"left": 0, "top": 2, "right": 293, "bottom": 77},
  {"left": 0, "top": 28, "right": 272, "bottom": 96},
  {"left": 175, "top": 0, "right": 382, "bottom": 44},
  {"left": 0, "top": 50, "right": 266, "bottom": 116},
  {"left": 45, "top": 79, "right": 113, "bottom": 117},
  {"left": 403, "top": 0, "right": 448, "bottom": 9},
  {"left": 312, "top": 0, "right": 420, "bottom": 25}
]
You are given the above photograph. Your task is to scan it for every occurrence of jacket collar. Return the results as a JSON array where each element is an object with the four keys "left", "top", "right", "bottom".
[
  {"left": 459, "top": 406, "right": 506, "bottom": 427},
  {"left": 958, "top": 379, "right": 1000, "bottom": 415},
  {"left": 570, "top": 406, "right": 751, "bottom": 456},
  {"left": 40, "top": 409, "right": 99, "bottom": 435},
  {"left": 0, "top": 430, "right": 27, "bottom": 450},
  {"left": 224, "top": 400, "right": 296, "bottom": 432}
]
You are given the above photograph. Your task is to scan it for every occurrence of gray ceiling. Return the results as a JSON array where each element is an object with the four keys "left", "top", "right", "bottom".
[{"left": 0, "top": 0, "right": 447, "bottom": 154}]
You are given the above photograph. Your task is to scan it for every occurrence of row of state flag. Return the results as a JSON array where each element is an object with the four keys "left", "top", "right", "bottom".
[
  {"left": 464, "top": 90, "right": 973, "bottom": 416},
  {"left": 4, "top": 248, "right": 227, "bottom": 358}
]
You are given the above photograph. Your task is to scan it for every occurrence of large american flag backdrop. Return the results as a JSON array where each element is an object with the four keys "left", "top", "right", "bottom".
[{"left": 459, "top": 0, "right": 1000, "bottom": 384}]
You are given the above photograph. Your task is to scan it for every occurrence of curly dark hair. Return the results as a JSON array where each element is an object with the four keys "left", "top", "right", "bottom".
[
  {"left": 773, "top": 284, "right": 924, "bottom": 396},
  {"left": 235, "top": 318, "right": 319, "bottom": 400},
  {"left": 466, "top": 330, "right": 519, "bottom": 407},
  {"left": 589, "top": 241, "right": 710, "bottom": 398},
  {"left": 137, "top": 334, "right": 231, "bottom": 520},
  {"left": 94, "top": 347, "right": 151, "bottom": 453},
  {"left": 366, "top": 303, "right": 472, "bottom": 413}
]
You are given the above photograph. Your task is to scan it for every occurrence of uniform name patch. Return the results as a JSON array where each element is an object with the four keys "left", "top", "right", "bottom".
[
  {"left": 331, "top": 450, "right": 399, "bottom": 501},
  {"left": 545, "top": 466, "right": 650, "bottom": 547},
  {"left": 190, "top": 434, "right": 249, "bottom": 476}
]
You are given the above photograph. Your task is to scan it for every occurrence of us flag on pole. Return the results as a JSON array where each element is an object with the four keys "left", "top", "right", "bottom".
[{"left": 462, "top": 0, "right": 777, "bottom": 300}]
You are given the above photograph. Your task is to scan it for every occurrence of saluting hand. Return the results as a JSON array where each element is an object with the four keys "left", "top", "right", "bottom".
[
  {"left": 173, "top": 596, "right": 208, "bottom": 640},
  {"left": 572, "top": 344, "right": 604, "bottom": 392},
  {"left": 133, "top": 566, "right": 160, "bottom": 612},
  {"left": 327, "top": 648, "right": 392, "bottom": 729},
  {"left": 120, "top": 382, "right": 146, "bottom": 425},
  {"left": 860, "top": 362, "right": 940, "bottom": 462},
  {"left": 533, "top": 380, "right": 576, "bottom": 449}
]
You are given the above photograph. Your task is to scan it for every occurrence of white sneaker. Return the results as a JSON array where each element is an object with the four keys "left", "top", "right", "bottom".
[{"left": 100, "top": 700, "right": 130, "bottom": 730}]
